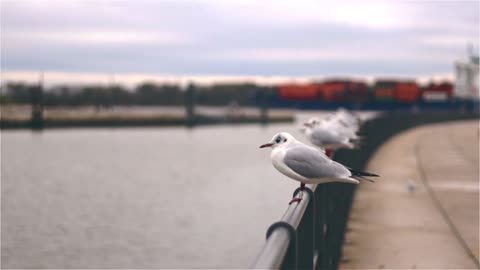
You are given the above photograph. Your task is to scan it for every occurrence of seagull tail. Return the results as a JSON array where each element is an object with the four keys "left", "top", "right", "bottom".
[
  {"left": 349, "top": 137, "right": 364, "bottom": 149},
  {"left": 349, "top": 168, "right": 379, "bottom": 177},
  {"left": 353, "top": 176, "right": 376, "bottom": 183},
  {"left": 349, "top": 168, "right": 379, "bottom": 183},
  {"left": 345, "top": 142, "right": 357, "bottom": 149}
]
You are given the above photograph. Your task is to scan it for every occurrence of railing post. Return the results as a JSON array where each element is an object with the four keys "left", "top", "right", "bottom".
[
  {"left": 294, "top": 187, "right": 315, "bottom": 270},
  {"left": 334, "top": 184, "right": 356, "bottom": 268},
  {"left": 314, "top": 185, "right": 324, "bottom": 270},
  {"left": 320, "top": 184, "right": 332, "bottom": 270},
  {"left": 326, "top": 183, "right": 337, "bottom": 269},
  {"left": 330, "top": 183, "right": 344, "bottom": 269}
]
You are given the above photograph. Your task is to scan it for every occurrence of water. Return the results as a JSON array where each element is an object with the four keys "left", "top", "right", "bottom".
[{"left": 2, "top": 123, "right": 309, "bottom": 269}]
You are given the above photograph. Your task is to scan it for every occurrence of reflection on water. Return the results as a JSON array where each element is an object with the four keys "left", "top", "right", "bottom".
[{"left": 2, "top": 123, "right": 310, "bottom": 268}]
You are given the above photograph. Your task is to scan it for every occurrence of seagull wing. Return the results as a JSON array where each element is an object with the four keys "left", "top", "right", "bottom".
[
  {"left": 283, "top": 144, "right": 350, "bottom": 179},
  {"left": 310, "top": 127, "right": 344, "bottom": 145}
]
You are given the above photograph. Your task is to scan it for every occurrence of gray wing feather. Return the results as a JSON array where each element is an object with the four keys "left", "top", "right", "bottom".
[
  {"left": 284, "top": 145, "right": 350, "bottom": 179},
  {"left": 311, "top": 128, "right": 344, "bottom": 145}
]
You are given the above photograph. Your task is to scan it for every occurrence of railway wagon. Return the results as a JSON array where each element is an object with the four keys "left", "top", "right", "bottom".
[
  {"left": 394, "top": 81, "right": 421, "bottom": 103},
  {"left": 317, "top": 80, "right": 370, "bottom": 103},
  {"left": 422, "top": 82, "right": 453, "bottom": 102},
  {"left": 373, "top": 80, "right": 396, "bottom": 102},
  {"left": 277, "top": 84, "right": 320, "bottom": 100}
]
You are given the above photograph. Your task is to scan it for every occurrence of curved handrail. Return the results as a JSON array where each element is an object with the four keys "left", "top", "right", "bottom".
[
  {"left": 251, "top": 182, "right": 355, "bottom": 270},
  {"left": 251, "top": 185, "right": 316, "bottom": 269}
]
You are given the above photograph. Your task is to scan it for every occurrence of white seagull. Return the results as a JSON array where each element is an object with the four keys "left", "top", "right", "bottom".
[
  {"left": 302, "top": 117, "right": 362, "bottom": 156},
  {"left": 303, "top": 124, "right": 357, "bottom": 152},
  {"left": 260, "top": 132, "right": 378, "bottom": 204},
  {"left": 305, "top": 116, "right": 360, "bottom": 140},
  {"left": 335, "top": 108, "right": 362, "bottom": 127}
]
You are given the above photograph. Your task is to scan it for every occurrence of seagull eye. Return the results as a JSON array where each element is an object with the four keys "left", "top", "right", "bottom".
[{"left": 275, "top": 137, "right": 282, "bottom": 143}]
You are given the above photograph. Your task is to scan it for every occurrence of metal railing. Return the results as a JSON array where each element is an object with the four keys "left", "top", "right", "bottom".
[
  {"left": 252, "top": 182, "right": 355, "bottom": 270},
  {"left": 251, "top": 112, "right": 480, "bottom": 270}
]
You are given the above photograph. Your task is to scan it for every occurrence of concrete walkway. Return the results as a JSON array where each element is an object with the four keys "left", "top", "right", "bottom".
[{"left": 341, "top": 120, "right": 479, "bottom": 269}]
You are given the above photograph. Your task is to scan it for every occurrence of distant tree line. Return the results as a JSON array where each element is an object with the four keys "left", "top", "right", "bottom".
[{"left": 1, "top": 82, "right": 276, "bottom": 107}]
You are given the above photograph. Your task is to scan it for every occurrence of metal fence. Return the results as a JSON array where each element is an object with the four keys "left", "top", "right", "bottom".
[
  {"left": 252, "top": 182, "right": 355, "bottom": 270},
  {"left": 251, "top": 111, "right": 480, "bottom": 270}
]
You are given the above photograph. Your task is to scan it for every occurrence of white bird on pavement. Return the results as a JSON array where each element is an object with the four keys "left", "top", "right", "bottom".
[
  {"left": 406, "top": 179, "right": 417, "bottom": 194},
  {"left": 260, "top": 132, "right": 378, "bottom": 204}
]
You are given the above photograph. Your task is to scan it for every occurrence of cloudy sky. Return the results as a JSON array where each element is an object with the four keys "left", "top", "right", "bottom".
[{"left": 1, "top": 0, "right": 479, "bottom": 85}]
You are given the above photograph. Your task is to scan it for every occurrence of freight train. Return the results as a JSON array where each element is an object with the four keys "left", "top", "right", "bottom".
[{"left": 266, "top": 79, "right": 475, "bottom": 111}]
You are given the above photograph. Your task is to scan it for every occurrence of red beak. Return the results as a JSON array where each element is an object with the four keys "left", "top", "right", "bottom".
[{"left": 259, "top": 143, "right": 273, "bottom": 148}]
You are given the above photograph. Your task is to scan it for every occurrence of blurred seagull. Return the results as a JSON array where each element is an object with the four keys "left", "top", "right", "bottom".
[
  {"left": 260, "top": 132, "right": 379, "bottom": 204},
  {"left": 406, "top": 179, "right": 417, "bottom": 194},
  {"left": 303, "top": 123, "right": 357, "bottom": 152},
  {"left": 303, "top": 117, "right": 362, "bottom": 156},
  {"left": 335, "top": 108, "right": 362, "bottom": 127},
  {"left": 305, "top": 116, "right": 360, "bottom": 141}
]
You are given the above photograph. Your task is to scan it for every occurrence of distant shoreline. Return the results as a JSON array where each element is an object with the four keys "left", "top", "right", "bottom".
[
  {"left": 0, "top": 116, "right": 294, "bottom": 129},
  {"left": 0, "top": 105, "right": 295, "bottom": 129}
]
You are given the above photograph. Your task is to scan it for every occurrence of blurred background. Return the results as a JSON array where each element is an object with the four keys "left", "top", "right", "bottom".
[{"left": 1, "top": 0, "right": 479, "bottom": 269}]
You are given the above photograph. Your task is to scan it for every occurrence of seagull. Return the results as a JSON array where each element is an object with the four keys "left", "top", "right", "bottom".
[
  {"left": 303, "top": 116, "right": 362, "bottom": 156},
  {"left": 305, "top": 116, "right": 360, "bottom": 141},
  {"left": 260, "top": 132, "right": 379, "bottom": 204},
  {"left": 303, "top": 123, "right": 357, "bottom": 156},
  {"left": 335, "top": 108, "right": 362, "bottom": 127},
  {"left": 406, "top": 179, "right": 417, "bottom": 194}
]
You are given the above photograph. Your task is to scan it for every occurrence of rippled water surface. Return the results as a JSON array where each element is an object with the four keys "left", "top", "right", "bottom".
[{"left": 2, "top": 123, "right": 311, "bottom": 268}]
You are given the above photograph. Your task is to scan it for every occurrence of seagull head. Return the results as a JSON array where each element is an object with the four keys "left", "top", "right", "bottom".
[
  {"left": 259, "top": 132, "right": 296, "bottom": 149},
  {"left": 303, "top": 117, "right": 321, "bottom": 128}
]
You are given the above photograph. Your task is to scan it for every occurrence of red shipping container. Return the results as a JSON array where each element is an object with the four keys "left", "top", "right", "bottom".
[
  {"left": 375, "top": 88, "right": 394, "bottom": 98},
  {"left": 430, "top": 82, "right": 453, "bottom": 97},
  {"left": 278, "top": 84, "right": 320, "bottom": 100},
  {"left": 346, "top": 81, "right": 369, "bottom": 102},
  {"left": 422, "top": 82, "right": 453, "bottom": 101},
  {"left": 394, "top": 82, "right": 420, "bottom": 102},
  {"left": 320, "top": 81, "right": 346, "bottom": 102},
  {"left": 373, "top": 80, "right": 396, "bottom": 100}
]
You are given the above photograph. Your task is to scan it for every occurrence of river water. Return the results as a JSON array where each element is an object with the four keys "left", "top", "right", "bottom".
[{"left": 2, "top": 120, "right": 314, "bottom": 269}]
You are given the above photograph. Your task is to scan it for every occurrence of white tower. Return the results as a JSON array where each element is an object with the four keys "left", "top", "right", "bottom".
[{"left": 454, "top": 46, "right": 479, "bottom": 100}]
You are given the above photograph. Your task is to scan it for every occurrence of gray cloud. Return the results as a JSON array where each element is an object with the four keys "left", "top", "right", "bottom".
[{"left": 1, "top": 0, "right": 478, "bottom": 79}]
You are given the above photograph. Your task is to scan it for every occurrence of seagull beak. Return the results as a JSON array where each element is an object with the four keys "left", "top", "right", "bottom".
[
  {"left": 303, "top": 123, "right": 312, "bottom": 127},
  {"left": 259, "top": 143, "right": 274, "bottom": 148}
]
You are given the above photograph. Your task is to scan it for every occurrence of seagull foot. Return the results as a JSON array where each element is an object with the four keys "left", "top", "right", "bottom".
[{"left": 288, "top": 197, "right": 302, "bottom": 205}]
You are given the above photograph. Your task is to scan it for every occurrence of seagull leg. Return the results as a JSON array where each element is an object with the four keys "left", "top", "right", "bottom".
[
  {"left": 289, "top": 183, "right": 305, "bottom": 205},
  {"left": 325, "top": 149, "right": 334, "bottom": 158}
]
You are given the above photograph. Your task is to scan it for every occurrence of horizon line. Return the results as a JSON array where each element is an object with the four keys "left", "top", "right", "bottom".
[{"left": 1, "top": 70, "right": 455, "bottom": 88}]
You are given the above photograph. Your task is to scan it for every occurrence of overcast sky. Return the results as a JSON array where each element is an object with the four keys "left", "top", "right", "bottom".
[{"left": 1, "top": 0, "right": 479, "bottom": 85}]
